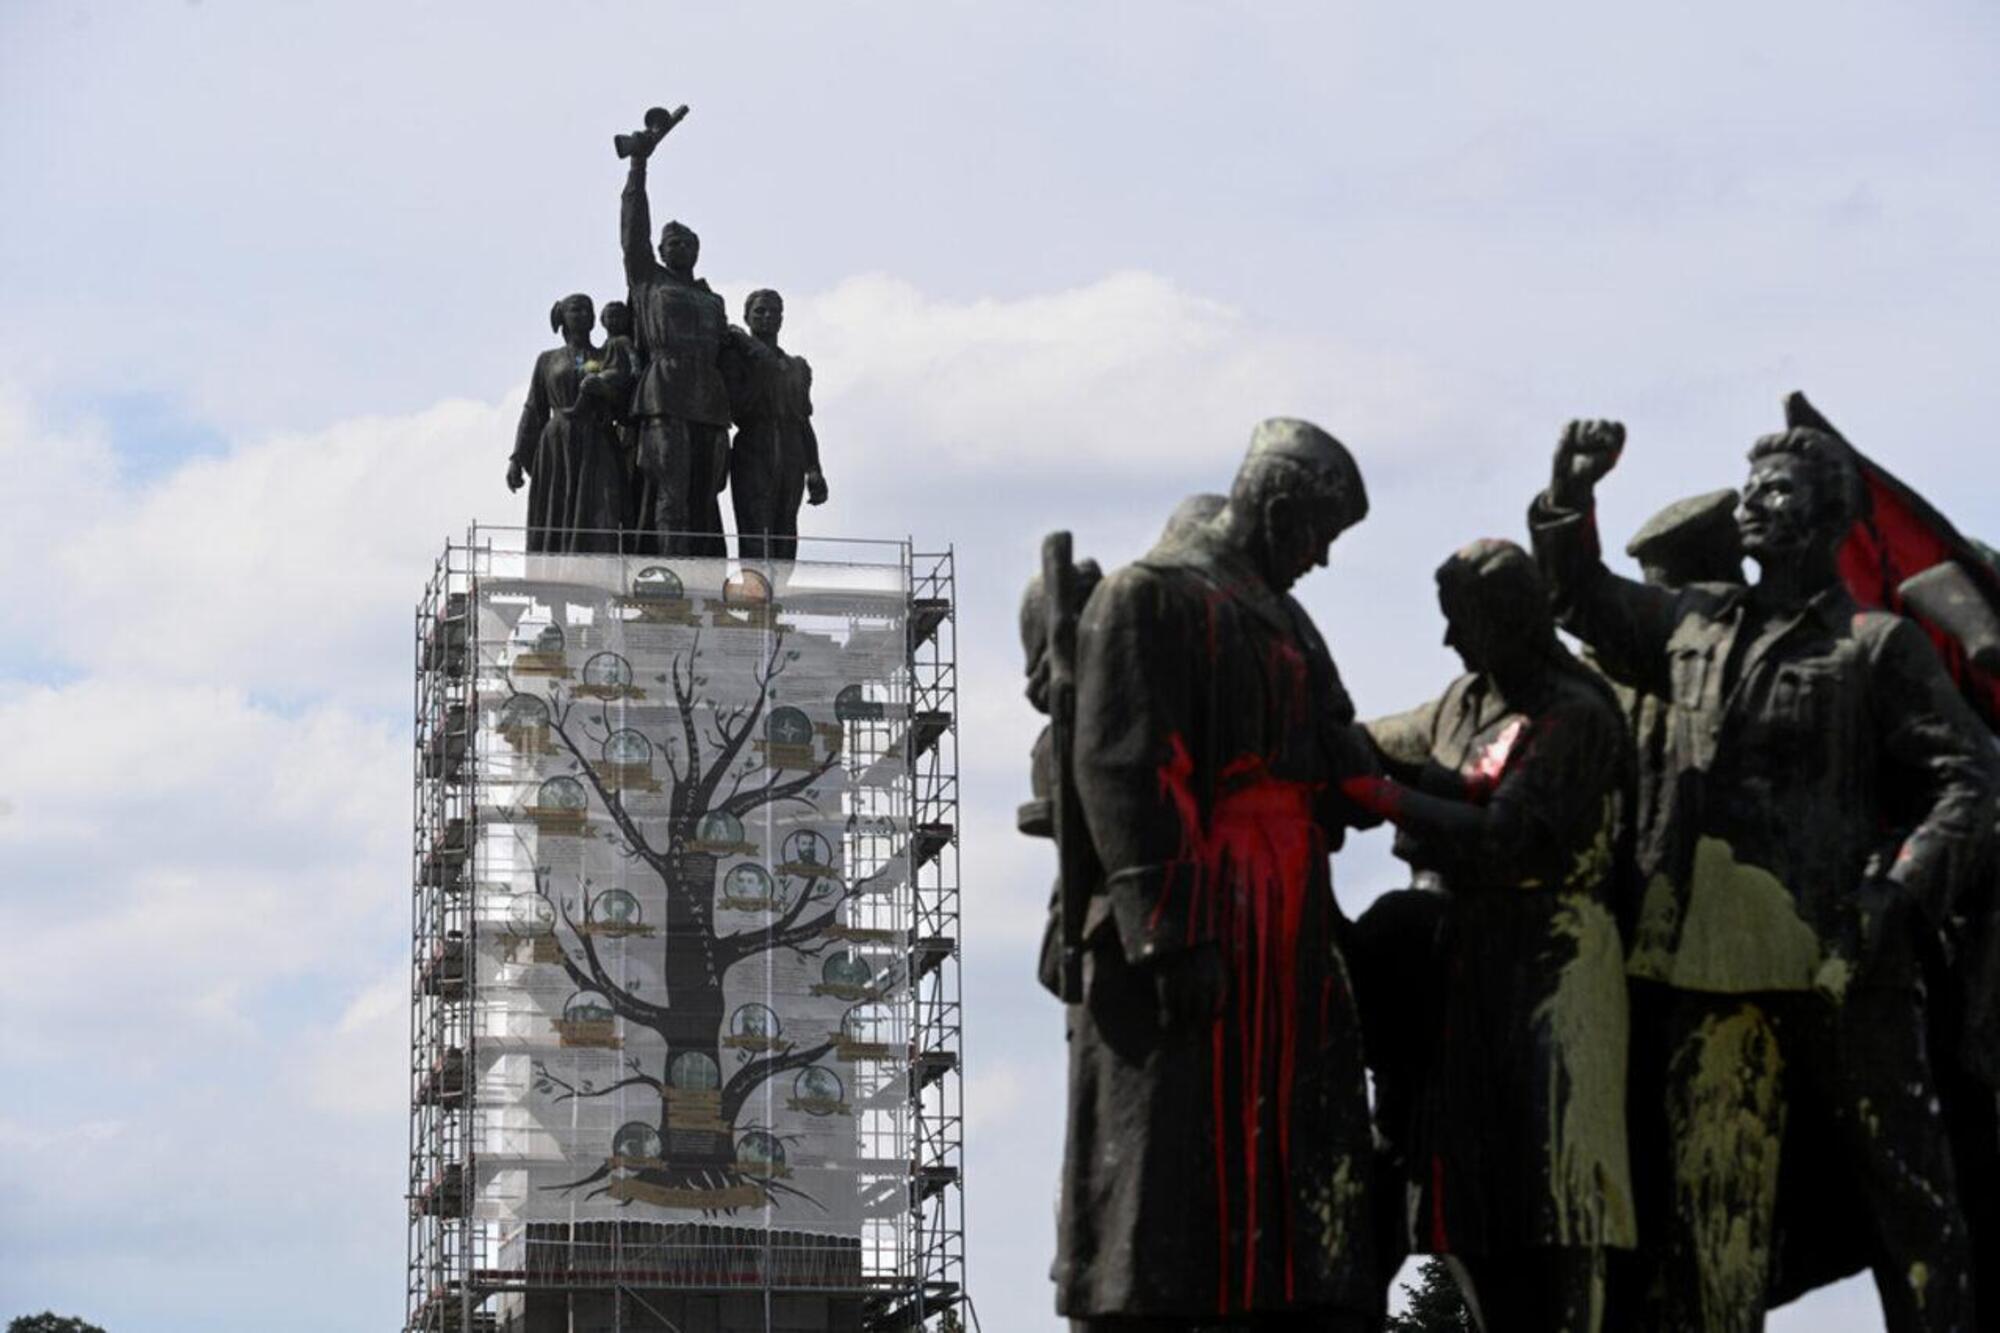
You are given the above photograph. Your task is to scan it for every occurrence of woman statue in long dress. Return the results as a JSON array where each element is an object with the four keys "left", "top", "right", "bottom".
[
  {"left": 507, "top": 292, "right": 633, "bottom": 553},
  {"left": 1343, "top": 539, "right": 1636, "bottom": 1333}
]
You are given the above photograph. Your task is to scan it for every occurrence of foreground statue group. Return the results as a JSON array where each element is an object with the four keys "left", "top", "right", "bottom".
[
  {"left": 509, "top": 107, "right": 826, "bottom": 559},
  {"left": 1024, "top": 406, "right": 2000, "bottom": 1332}
]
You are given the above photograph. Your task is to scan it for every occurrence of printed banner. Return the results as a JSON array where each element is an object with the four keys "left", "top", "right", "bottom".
[{"left": 465, "top": 553, "right": 913, "bottom": 1246}]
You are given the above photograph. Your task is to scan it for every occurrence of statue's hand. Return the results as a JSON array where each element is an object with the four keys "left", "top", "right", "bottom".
[
  {"left": 1149, "top": 943, "right": 1228, "bottom": 1028},
  {"left": 1550, "top": 418, "right": 1625, "bottom": 510},
  {"left": 806, "top": 470, "right": 829, "bottom": 506},
  {"left": 1338, "top": 775, "right": 1402, "bottom": 827},
  {"left": 619, "top": 108, "right": 687, "bottom": 162},
  {"left": 506, "top": 461, "right": 526, "bottom": 493}
]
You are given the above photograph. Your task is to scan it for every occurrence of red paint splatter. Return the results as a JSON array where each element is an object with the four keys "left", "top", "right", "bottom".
[
  {"left": 1155, "top": 732, "right": 1324, "bottom": 1314},
  {"left": 1338, "top": 775, "right": 1402, "bottom": 821}
]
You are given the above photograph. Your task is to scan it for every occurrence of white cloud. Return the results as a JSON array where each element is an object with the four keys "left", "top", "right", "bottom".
[
  {"left": 794, "top": 271, "right": 1446, "bottom": 478},
  {"left": 15, "top": 397, "right": 515, "bottom": 707},
  {"left": 0, "top": 1116, "right": 126, "bottom": 1153},
  {"left": 0, "top": 677, "right": 405, "bottom": 1064},
  {"left": 296, "top": 969, "right": 409, "bottom": 1119}
]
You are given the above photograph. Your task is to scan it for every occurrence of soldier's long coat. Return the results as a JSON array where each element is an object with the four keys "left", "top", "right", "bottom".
[{"left": 1058, "top": 530, "right": 1377, "bottom": 1320}]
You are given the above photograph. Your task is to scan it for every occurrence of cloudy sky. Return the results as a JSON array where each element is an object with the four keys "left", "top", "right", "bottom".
[{"left": 4, "top": 3, "right": 1998, "bottom": 1330}]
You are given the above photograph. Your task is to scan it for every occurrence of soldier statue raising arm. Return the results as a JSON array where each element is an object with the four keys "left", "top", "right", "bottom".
[
  {"left": 617, "top": 106, "right": 732, "bottom": 557},
  {"left": 1530, "top": 418, "right": 1997, "bottom": 1333}
]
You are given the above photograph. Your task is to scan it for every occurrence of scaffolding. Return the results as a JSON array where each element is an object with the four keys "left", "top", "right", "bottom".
[{"left": 406, "top": 528, "right": 967, "bottom": 1333}]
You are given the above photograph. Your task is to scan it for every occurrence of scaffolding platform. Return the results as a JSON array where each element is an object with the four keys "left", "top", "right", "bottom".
[{"left": 407, "top": 530, "right": 966, "bottom": 1333}]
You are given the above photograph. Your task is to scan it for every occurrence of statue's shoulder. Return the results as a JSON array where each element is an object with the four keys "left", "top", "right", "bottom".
[
  {"left": 1087, "top": 558, "right": 1204, "bottom": 628},
  {"left": 1125, "top": 550, "right": 1221, "bottom": 598},
  {"left": 1845, "top": 604, "right": 1904, "bottom": 642},
  {"left": 1664, "top": 580, "right": 1748, "bottom": 635},
  {"left": 1543, "top": 664, "right": 1626, "bottom": 729},
  {"left": 1845, "top": 602, "right": 1928, "bottom": 670}
]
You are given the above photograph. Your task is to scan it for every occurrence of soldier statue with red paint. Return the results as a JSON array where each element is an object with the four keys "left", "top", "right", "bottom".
[{"left": 1039, "top": 418, "right": 1382, "bottom": 1332}]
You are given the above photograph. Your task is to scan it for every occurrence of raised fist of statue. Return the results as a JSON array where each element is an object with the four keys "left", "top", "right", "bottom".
[
  {"left": 1550, "top": 417, "right": 1626, "bottom": 509},
  {"left": 806, "top": 470, "right": 829, "bottom": 507}
]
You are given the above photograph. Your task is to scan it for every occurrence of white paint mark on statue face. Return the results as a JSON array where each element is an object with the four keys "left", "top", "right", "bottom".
[{"left": 1736, "top": 455, "right": 1818, "bottom": 558}]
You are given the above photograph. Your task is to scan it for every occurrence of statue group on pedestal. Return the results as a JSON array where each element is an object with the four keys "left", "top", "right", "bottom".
[
  {"left": 509, "top": 107, "right": 827, "bottom": 558},
  {"left": 1026, "top": 402, "right": 2000, "bottom": 1333}
]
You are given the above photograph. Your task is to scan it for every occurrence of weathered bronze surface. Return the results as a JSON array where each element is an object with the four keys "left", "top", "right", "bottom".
[
  {"left": 507, "top": 107, "right": 834, "bottom": 558},
  {"left": 1027, "top": 395, "right": 2000, "bottom": 1333},
  {"left": 1032, "top": 420, "right": 1381, "bottom": 1331}
]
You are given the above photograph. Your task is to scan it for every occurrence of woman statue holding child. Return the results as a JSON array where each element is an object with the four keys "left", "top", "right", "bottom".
[{"left": 508, "top": 292, "right": 634, "bottom": 553}]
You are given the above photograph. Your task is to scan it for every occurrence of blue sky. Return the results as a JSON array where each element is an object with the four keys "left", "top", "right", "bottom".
[{"left": 5, "top": 3, "right": 2000, "bottom": 1330}]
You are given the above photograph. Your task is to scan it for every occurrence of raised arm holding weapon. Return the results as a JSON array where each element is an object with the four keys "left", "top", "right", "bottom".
[{"left": 616, "top": 105, "right": 732, "bottom": 557}]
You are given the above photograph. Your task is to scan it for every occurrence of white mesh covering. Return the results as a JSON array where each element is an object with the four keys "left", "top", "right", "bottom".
[{"left": 465, "top": 551, "right": 914, "bottom": 1277}]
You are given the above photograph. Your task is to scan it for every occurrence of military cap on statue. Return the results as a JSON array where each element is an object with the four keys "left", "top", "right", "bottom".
[
  {"left": 1246, "top": 417, "right": 1369, "bottom": 526},
  {"left": 1626, "top": 487, "right": 1741, "bottom": 568}
]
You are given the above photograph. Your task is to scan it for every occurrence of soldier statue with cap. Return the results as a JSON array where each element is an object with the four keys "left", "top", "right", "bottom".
[
  {"left": 616, "top": 106, "right": 733, "bottom": 557},
  {"left": 1038, "top": 418, "right": 1382, "bottom": 1331}
]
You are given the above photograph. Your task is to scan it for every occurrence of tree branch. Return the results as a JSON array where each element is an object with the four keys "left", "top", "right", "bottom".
[
  {"left": 669, "top": 635, "right": 704, "bottom": 817},
  {"left": 544, "top": 1071, "right": 666, "bottom": 1107},
  {"left": 553, "top": 900, "right": 675, "bottom": 1029},
  {"left": 721, "top": 1038, "right": 839, "bottom": 1123},
  {"left": 691, "top": 631, "right": 791, "bottom": 810},
  {"left": 546, "top": 709, "right": 668, "bottom": 877},
  {"left": 714, "top": 876, "right": 847, "bottom": 968},
  {"left": 715, "top": 747, "right": 841, "bottom": 819}
]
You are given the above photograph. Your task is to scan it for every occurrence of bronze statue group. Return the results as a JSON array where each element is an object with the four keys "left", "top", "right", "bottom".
[
  {"left": 1024, "top": 405, "right": 2000, "bottom": 1333},
  {"left": 509, "top": 109, "right": 826, "bottom": 560}
]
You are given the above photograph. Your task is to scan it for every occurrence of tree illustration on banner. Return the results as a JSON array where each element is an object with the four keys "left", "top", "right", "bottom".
[{"left": 507, "top": 618, "right": 893, "bottom": 1212}]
